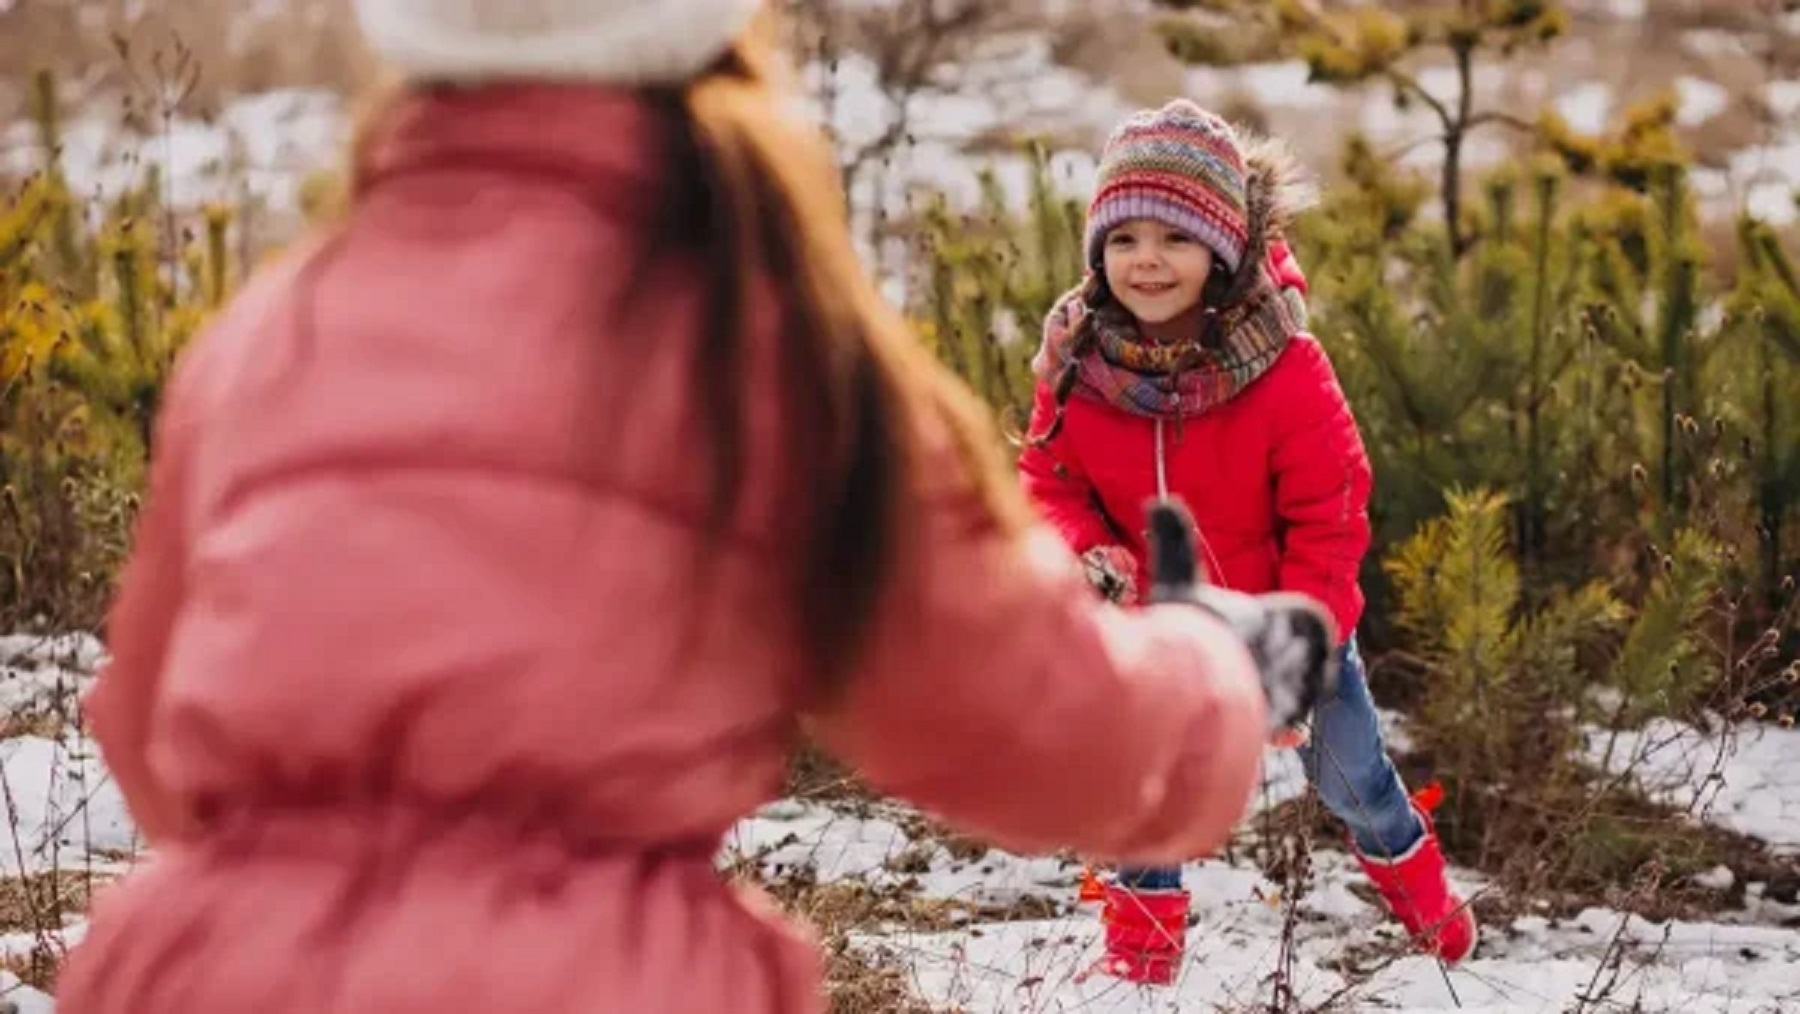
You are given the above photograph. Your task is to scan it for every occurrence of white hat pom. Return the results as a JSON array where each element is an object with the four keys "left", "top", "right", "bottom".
[{"left": 352, "top": 0, "right": 764, "bottom": 86}]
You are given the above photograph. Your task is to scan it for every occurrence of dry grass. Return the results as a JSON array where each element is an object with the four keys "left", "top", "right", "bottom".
[
  {"left": 732, "top": 857, "right": 959, "bottom": 1013},
  {"left": 0, "top": 714, "right": 69, "bottom": 742},
  {"left": 0, "top": 643, "right": 89, "bottom": 741},
  {"left": 1255, "top": 757, "right": 1800, "bottom": 931},
  {"left": 818, "top": 943, "right": 942, "bottom": 1014},
  {"left": 0, "top": 686, "right": 85, "bottom": 743},
  {"left": 0, "top": 0, "right": 375, "bottom": 122},
  {"left": 728, "top": 775, "right": 1084, "bottom": 1012},
  {"left": 0, "top": 870, "right": 106, "bottom": 994},
  {"left": 0, "top": 651, "right": 111, "bottom": 998},
  {"left": 787, "top": 743, "right": 879, "bottom": 807},
  {"left": 0, "top": 871, "right": 96, "bottom": 936},
  {"left": 741, "top": 854, "right": 1070, "bottom": 1013},
  {"left": 1, "top": 948, "right": 57, "bottom": 998}
]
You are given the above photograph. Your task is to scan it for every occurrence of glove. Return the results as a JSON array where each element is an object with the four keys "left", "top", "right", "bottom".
[
  {"left": 1141, "top": 501, "right": 1339, "bottom": 734},
  {"left": 1079, "top": 545, "right": 1139, "bottom": 605},
  {"left": 1180, "top": 581, "right": 1337, "bottom": 735}
]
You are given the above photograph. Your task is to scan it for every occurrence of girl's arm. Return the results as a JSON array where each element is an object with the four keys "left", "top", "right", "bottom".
[
  {"left": 1015, "top": 381, "right": 1142, "bottom": 595},
  {"left": 1268, "top": 337, "right": 1373, "bottom": 640},
  {"left": 808, "top": 427, "right": 1270, "bottom": 866}
]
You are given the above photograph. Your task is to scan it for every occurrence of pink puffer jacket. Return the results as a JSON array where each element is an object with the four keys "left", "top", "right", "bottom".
[{"left": 56, "top": 83, "right": 1269, "bottom": 1014}]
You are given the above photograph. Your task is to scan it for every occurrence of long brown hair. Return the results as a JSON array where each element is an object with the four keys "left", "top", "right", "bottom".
[
  {"left": 346, "top": 13, "right": 1027, "bottom": 695},
  {"left": 658, "top": 17, "right": 1029, "bottom": 691}
]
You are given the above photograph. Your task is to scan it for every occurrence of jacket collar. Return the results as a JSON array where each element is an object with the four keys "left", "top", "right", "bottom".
[{"left": 356, "top": 82, "right": 669, "bottom": 210}]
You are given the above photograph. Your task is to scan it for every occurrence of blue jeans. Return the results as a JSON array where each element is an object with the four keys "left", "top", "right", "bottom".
[{"left": 1117, "top": 638, "right": 1424, "bottom": 892}]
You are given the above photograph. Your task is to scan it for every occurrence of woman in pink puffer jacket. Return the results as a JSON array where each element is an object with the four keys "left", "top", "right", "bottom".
[{"left": 54, "top": 4, "right": 1324, "bottom": 1012}]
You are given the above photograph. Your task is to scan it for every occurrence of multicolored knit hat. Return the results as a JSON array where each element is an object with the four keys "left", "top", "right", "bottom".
[{"left": 1083, "top": 99, "right": 1250, "bottom": 274}]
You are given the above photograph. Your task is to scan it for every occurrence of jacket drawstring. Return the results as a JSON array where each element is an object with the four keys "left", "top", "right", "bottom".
[
  {"left": 1155, "top": 418, "right": 1170, "bottom": 502},
  {"left": 1155, "top": 417, "right": 1226, "bottom": 586}
]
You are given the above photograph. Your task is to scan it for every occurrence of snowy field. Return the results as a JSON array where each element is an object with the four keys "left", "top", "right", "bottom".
[
  {"left": 5, "top": 633, "right": 1800, "bottom": 1012},
  {"left": 5, "top": 9, "right": 1800, "bottom": 1010},
  {"left": 727, "top": 798, "right": 1800, "bottom": 1014}
]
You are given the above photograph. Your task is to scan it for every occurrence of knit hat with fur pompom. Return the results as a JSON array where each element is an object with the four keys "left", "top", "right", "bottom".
[{"left": 351, "top": 0, "right": 762, "bottom": 86}]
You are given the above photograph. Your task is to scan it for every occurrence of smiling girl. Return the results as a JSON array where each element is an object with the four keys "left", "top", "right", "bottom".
[{"left": 1018, "top": 99, "right": 1476, "bottom": 985}]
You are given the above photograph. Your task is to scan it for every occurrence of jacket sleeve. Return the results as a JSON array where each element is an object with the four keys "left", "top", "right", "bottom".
[
  {"left": 1015, "top": 382, "right": 1134, "bottom": 569},
  {"left": 1269, "top": 338, "right": 1373, "bottom": 639},
  {"left": 807, "top": 426, "right": 1270, "bottom": 865},
  {"left": 83, "top": 367, "right": 197, "bottom": 844}
]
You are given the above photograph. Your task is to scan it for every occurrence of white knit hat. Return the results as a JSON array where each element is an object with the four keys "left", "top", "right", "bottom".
[{"left": 351, "top": 0, "right": 765, "bottom": 86}]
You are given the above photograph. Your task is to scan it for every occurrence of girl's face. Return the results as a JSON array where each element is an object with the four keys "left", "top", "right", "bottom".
[{"left": 1101, "top": 219, "right": 1215, "bottom": 328}]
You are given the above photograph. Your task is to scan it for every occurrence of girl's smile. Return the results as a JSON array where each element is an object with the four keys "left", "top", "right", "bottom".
[{"left": 1102, "top": 219, "right": 1216, "bottom": 337}]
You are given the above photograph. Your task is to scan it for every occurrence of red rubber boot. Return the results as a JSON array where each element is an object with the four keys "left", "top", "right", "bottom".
[
  {"left": 1353, "top": 784, "right": 1478, "bottom": 963},
  {"left": 1085, "top": 882, "right": 1188, "bottom": 986}
]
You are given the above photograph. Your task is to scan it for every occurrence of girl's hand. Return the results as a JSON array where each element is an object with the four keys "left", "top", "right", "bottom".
[{"left": 1080, "top": 545, "right": 1139, "bottom": 605}]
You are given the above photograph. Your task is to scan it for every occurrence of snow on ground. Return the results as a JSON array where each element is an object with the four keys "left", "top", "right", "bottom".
[
  {"left": 714, "top": 713, "right": 1800, "bottom": 1011},
  {"left": 1585, "top": 718, "right": 1800, "bottom": 855},
  {"left": 0, "top": 973, "right": 54, "bottom": 1014},
  {"left": 0, "top": 635, "right": 95, "bottom": 727},
  {"left": 7, "top": 626, "right": 1800, "bottom": 1010},
  {"left": 0, "top": 734, "right": 134, "bottom": 875},
  {"left": 727, "top": 795, "right": 1800, "bottom": 1013},
  {"left": 0, "top": 637, "right": 119, "bottom": 1014},
  {"left": 0, "top": 634, "right": 133, "bottom": 874}
]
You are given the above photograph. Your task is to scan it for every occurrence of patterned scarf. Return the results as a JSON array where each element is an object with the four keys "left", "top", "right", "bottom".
[{"left": 1030, "top": 269, "right": 1308, "bottom": 420}]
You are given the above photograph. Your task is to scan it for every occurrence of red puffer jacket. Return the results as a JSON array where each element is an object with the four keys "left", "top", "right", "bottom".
[{"left": 1017, "top": 245, "right": 1373, "bottom": 638}]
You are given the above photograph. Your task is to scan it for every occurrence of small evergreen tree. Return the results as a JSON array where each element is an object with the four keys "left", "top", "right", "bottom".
[
  {"left": 1724, "top": 217, "right": 1800, "bottom": 610},
  {"left": 1385, "top": 486, "right": 1722, "bottom": 865},
  {"left": 1149, "top": 0, "right": 1567, "bottom": 259},
  {"left": 2, "top": 67, "right": 234, "bottom": 628},
  {"left": 909, "top": 143, "right": 1084, "bottom": 441},
  {"left": 1294, "top": 143, "right": 1607, "bottom": 618}
]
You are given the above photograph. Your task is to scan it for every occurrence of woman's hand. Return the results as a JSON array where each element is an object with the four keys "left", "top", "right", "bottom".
[{"left": 1142, "top": 501, "right": 1339, "bottom": 734}]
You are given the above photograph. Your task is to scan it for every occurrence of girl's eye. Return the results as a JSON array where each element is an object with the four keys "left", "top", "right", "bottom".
[
  {"left": 1166, "top": 232, "right": 1195, "bottom": 244},
  {"left": 1108, "top": 233, "right": 1134, "bottom": 246}
]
